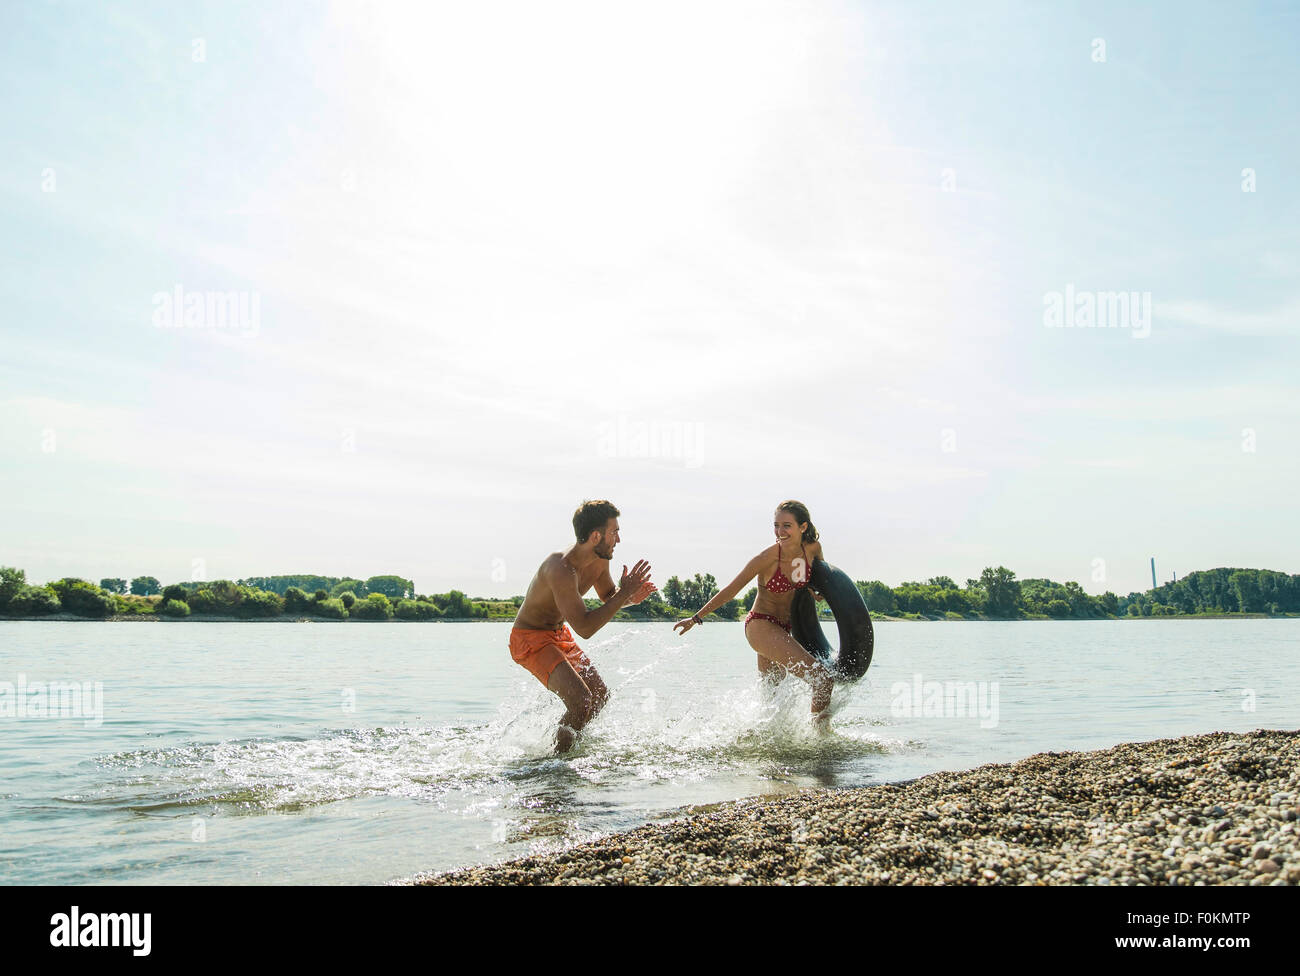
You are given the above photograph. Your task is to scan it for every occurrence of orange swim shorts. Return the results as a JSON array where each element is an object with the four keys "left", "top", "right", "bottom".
[{"left": 509, "top": 624, "right": 592, "bottom": 687}]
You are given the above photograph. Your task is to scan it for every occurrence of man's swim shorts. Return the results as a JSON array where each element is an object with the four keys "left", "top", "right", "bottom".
[{"left": 509, "top": 624, "right": 592, "bottom": 687}]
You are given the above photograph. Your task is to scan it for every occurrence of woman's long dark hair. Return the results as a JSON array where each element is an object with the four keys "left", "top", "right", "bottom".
[{"left": 776, "top": 500, "right": 819, "bottom": 543}]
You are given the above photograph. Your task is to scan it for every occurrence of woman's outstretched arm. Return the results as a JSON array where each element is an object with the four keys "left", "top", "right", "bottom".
[{"left": 673, "top": 551, "right": 769, "bottom": 635}]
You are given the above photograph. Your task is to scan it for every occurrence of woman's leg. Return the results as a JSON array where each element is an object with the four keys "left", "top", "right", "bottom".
[
  {"left": 744, "top": 618, "right": 833, "bottom": 721},
  {"left": 757, "top": 651, "right": 785, "bottom": 682}
]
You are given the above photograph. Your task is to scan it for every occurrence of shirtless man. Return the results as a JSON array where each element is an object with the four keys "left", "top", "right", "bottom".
[{"left": 510, "top": 499, "right": 656, "bottom": 752}]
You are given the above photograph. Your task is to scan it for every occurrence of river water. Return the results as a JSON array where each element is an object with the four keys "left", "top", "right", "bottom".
[{"left": 1, "top": 619, "right": 1295, "bottom": 884}]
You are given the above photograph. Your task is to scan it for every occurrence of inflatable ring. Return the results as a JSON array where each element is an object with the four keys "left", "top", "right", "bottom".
[{"left": 790, "top": 559, "right": 874, "bottom": 680}]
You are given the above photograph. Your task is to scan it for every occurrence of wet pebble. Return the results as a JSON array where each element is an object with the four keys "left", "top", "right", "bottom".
[{"left": 415, "top": 730, "right": 1300, "bottom": 887}]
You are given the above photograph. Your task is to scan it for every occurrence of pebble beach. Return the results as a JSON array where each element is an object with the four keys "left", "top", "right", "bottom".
[{"left": 416, "top": 729, "right": 1300, "bottom": 886}]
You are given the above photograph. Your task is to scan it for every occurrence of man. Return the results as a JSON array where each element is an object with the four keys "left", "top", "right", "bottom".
[{"left": 510, "top": 499, "right": 655, "bottom": 752}]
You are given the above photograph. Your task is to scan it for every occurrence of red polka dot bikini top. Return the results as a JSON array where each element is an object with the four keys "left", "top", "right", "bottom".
[{"left": 763, "top": 542, "right": 809, "bottom": 593}]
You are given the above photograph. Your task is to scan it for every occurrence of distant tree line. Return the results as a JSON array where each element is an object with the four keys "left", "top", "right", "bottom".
[
  {"left": 239, "top": 575, "right": 415, "bottom": 599},
  {"left": 850, "top": 568, "right": 1119, "bottom": 620},
  {"left": 2, "top": 564, "right": 1296, "bottom": 622},
  {"left": 853, "top": 567, "right": 1300, "bottom": 620},
  {"left": 1119, "top": 568, "right": 1300, "bottom": 617},
  {"left": 657, "top": 566, "right": 1113, "bottom": 620},
  {"left": 0, "top": 567, "right": 514, "bottom": 621}
]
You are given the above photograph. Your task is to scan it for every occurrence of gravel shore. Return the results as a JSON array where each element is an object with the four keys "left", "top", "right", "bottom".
[{"left": 417, "top": 729, "right": 1300, "bottom": 885}]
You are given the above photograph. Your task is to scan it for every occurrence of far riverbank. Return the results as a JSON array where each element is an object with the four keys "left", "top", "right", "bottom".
[{"left": 1, "top": 611, "right": 1287, "bottom": 623}]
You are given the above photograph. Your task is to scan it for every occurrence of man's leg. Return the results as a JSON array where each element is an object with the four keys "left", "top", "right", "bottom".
[
  {"left": 576, "top": 660, "right": 610, "bottom": 719},
  {"left": 545, "top": 660, "right": 597, "bottom": 753}
]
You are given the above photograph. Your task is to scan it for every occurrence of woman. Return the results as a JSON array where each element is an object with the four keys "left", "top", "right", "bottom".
[{"left": 672, "top": 500, "right": 833, "bottom": 728}]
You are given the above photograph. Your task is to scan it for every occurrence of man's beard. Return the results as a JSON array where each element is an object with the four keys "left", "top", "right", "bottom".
[{"left": 594, "top": 539, "right": 614, "bottom": 560}]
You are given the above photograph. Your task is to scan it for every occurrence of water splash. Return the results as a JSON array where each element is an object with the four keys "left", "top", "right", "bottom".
[{"left": 74, "top": 628, "right": 901, "bottom": 825}]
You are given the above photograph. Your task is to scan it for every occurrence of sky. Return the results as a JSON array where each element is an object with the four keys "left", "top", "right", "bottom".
[{"left": 1, "top": 0, "right": 1297, "bottom": 599}]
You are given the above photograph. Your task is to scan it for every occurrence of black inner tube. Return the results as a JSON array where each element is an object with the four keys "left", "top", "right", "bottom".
[{"left": 790, "top": 559, "right": 874, "bottom": 680}]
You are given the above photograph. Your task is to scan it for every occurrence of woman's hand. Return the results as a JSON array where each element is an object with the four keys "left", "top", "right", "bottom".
[{"left": 673, "top": 615, "right": 700, "bottom": 636}]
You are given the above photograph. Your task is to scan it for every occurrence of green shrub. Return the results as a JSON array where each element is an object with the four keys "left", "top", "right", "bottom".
[
  {"left": 416, "top": 598, "right": 444, "bottom": 618},
  {"left": 1, "top": 567, "right": 28, "bottom": 606},
  {"left": 209, "top": 580, "right": 244, "bottom": 609},
  {"left": 338, "top": 591, "right": 357, "bottom": 610},
  {"left": 283, "top": 587, "right": 311, "bottom": 614},
  {"left": 159, "top": 599, "right": 191, "bottom": 618},
  {"left": 181, "top": 580, "right": 245, "bottom": 615},
  {"left": 352, "top": 593, "right": 393, "bottom": 620},
  {"left": 187, "top": 588, "right": 218, "bottom": 613},
  {"left": 395, "top": 599, "right": 441, "bottom": 620},
  {"left": 238, "top": 589, "right": 283, "bottom": 618},
  {"left": 114, "top": 594, "right": 155, "bottom": 615},
  {"left": 161, "top": 584, "right": 189, "bottom": 603},
  {"left": 50, "top": 578, "right": 116, "bottom": 618},
  {"left": 944, "top": 611, "right": 965, "bottom": 621},
  {"left": 312, "top": 597, "right": 348, "bottom": 620},
  {"left": 8, "top": 585, "right": 60, "bottom": 615},
  {"left": 433, "top": 590, "right": 474, "bottom": 617}
]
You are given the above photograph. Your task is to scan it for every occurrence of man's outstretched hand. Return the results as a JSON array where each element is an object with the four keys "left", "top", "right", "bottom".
[
  {"left": 625, "top": 580, "right": 657, "bottom": 605},
  {"left": 618, "top": 560, "right": 654, "bottom": 604}
]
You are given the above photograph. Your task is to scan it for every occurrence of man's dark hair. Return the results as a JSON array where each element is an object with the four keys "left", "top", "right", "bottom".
[{"left": 573, "top": 499, "right": 620, "bottom": 543}]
